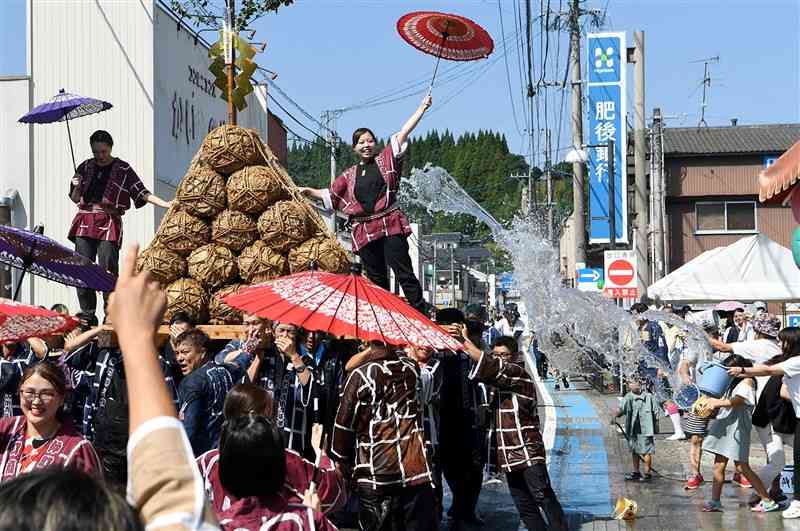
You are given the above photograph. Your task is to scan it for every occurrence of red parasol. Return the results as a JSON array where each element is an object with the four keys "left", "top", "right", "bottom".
[
  {"left": 223, "top": 265, "right": 462, "bottom": 351},
  {"left": 0, "top": 299, "right": 78, "bottom": 344},
  {"left": 397, "top": 11, "right": 494, "bottom": 92}
]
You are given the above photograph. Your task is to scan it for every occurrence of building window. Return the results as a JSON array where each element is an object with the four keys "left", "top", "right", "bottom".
[{"left": 695, "top": 201, "right": 757, "bottom": 234}]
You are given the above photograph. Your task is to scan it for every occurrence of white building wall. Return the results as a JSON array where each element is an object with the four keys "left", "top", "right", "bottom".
[
  {"left": 31, "top": 0, "right": 156, "bottom": 311},
  {"left": 152, "top": 5, "right": 267, "bottom": 229},
  {"left": 0, "top": 77, "right": 34, "bottom": 300}
]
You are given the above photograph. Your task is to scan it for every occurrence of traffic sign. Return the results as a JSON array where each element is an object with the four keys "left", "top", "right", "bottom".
[
  {"left": 788, "top": 315, "right": 800, "bottom": 327},
  {"left": 576, "top": 268, "right": 603, "bottom": 292},
  {"left": 604, "top": 250, "right": 638, "bottom": 299}
]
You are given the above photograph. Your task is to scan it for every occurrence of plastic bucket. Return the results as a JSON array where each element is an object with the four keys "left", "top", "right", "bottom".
[
  {"left": 696, "top": 361, "right": 733, "bottom": 398},
  {"left": 781, "top": 465, "right": 794, "bottom": 495},
  {"left": 687, "top": 309, "right": 720, "bottom": 332}
]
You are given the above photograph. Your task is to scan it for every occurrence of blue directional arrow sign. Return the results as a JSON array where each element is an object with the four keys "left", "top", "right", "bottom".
[
  {"left": 576, "top": 268, "right": 603, "bottom": 292},
  {"left": 788, "top": 315, "right": 800, "bottom": 328}
]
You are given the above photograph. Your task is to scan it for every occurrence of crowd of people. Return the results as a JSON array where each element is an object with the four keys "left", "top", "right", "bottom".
[
  {"left": 0, "top": 245, "right": 567, "bottom": 531},
  {"left": 615, "top": 301, "right": 800, "bottom": 518}
]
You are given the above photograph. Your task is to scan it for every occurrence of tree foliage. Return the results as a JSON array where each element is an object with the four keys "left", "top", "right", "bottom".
[
  {"left": 170, "top": 0, "right": 293, "bottom": 29},
  {"left": 288, "top": 130, "right": 530, "bottom": 240}
]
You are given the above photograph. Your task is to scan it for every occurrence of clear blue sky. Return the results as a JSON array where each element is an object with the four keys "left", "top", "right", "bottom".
[{"left": 3, "top": 0, "right": 798, "bottom": 165}]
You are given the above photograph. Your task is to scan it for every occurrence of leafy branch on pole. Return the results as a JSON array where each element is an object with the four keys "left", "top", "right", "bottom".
[{"left": 170, "top": 0, "right": 293, "bottom": 30}]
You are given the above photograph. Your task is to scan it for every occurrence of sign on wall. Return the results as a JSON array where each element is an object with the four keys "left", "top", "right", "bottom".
[
  {"left": 604, "top": 250, "right": 638, "bottom": 299},
  {"left": 587, "top": 32, "right": 628, "bottom": 244}
]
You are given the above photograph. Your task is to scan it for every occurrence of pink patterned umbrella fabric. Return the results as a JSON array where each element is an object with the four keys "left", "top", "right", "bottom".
[
  {"left": 715, "top": 301, "right": 745, "bottom": 312},
  {"left": 0, "top": 299, "right": 78, "bottom": 344},
  {"left": 224, "top": 267, "right": 462, "bottom": 351}
]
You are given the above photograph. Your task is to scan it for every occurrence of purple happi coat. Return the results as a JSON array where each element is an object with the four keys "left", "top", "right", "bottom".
[{"left": 322, "top": 135, "right": 412, "bottom": 252}]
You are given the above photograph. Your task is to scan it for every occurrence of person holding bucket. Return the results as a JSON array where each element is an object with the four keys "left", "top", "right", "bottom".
[
  {"left": 727, "top": 327, "right": 800, "bottom": 519},
  {"left": 699, "top": 354, "right": 780, "bottom": 513}
]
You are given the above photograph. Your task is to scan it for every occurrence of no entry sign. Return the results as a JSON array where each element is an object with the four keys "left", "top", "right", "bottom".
[{"left": 604, "top": 250, "right": 638, "bottom": 299}]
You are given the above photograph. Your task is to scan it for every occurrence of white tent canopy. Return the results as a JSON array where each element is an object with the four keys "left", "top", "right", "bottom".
[{"left": 648, "top": 234, "right": 800, "bottom": 302}]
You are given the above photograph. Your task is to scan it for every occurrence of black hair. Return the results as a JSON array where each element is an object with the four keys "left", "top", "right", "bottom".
[
  {"left": 218, "top": 414, "right": 286, "bottom": 499},
  {"left": 0, "top": 468, "right": 142, "bottom": 531},
  {"left": 224, "top": 383, "right": 273, "bottom": 420},
  {"left": 630, "top": 302, "right": 649, "bottom": 314},
  {"left": 491, "top": 335, "right": 518, "bottom": 354},
  {"left": 169, "top": 312, "right": 194, "bottom": 327},
  {"left": 89, "top": 130, "right": 113, "bottom": 147},
  {"left": 766, "top": 326, "right": 800, "bottom": 365},
  {"left": 174, "top": 328, "right": 209, "bottom": 351},
  {"left": 436, "top": 308, "right": 465, "bottom": 325},
  {"left": 50, "top": 303, "right": 69, "bottom": 314},
  {"left": 721, "top": 354, "right": 754, "bottom": 392},
  {"left": 351, "top": 127, "right": 377, "bottom": 147}
]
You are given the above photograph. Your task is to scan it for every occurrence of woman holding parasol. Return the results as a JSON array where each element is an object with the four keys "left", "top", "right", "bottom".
[
  {"left": 68, "top": 130, "right": 173, "bottom": 322},
  {"left": 299, "top": 96, "right": 432, "bottom": 315}
]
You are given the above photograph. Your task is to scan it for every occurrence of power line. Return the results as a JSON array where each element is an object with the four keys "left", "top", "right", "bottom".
[{"left": 497, "top": 0, "right": 524, "bottom": 136}]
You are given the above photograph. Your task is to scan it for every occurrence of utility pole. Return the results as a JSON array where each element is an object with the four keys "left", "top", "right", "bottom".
[
  {"left": 630, "top": 30, "right": 649, "bottom": 294},
  {"left": 545, "top": 128, "right": 553, "bottom": 243},
  {"left": 432, "top": 241, "right": 437, "bottom": 306},
  {"left": 651, "top": 107, "right": 665, "bottom": 281},
  {"left": 224, "top": 0, "right": 237, "bottom": 125},
  {"left": 569, "top": 0, "right": 586, "bottom": 266},
  {"left": 450, "top": 245, "right": 456, "bottom": 308}
]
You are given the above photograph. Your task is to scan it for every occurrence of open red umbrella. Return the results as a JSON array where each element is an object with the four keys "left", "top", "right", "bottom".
[
  {"left": 397, "top": 11, "right": 494, "bottom": 93},
  {"left": 224, "top": 265, "right": 461, "bottom": 351},
  {"left": 0, "top": 299, "right": 78, "bottom": 344}
]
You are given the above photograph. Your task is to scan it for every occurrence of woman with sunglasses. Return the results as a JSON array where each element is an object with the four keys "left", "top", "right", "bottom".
[{"left": 0, "top": 362, "right": 101, "bottom": 482}]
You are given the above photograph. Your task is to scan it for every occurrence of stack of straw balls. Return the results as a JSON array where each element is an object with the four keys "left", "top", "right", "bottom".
[{"left": 136, "top": 125, "right": 351, "bottom": 324}]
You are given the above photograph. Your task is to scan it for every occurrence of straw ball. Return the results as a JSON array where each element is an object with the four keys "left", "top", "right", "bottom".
[
  {"left": 187, "top": 243, "right": 238, "bottom": 290},
  {"left": 156, "top": 210, "right": 210, "bottom": 256},
  {"left": 238, "top": 241, "right": 288, "bottom": 283},
  {"left": 212, "top": 210, "right": 258, "bottom": 253},
  {"left": 257, "top": 200, "right": 314, "bottom": 253},
  {"left": 199, "top": 125, "right": 265, "bottom": 174},
  {"left": 288, "top": 236, "right": 350, "bottom": 274},
  {"left": 227, "top": 165, "right": 287, "bottom": 215},
  {"left": 165, "top": 278, "right": 208, "bottom": 324},
  {"left": 209, "top": 284, "right": 245, "bottom": 325},
  {"left": 176, "top": 161, "right": 227, "bottom": 219},
  {"left": 135, "top": 245, "right": 186, "bottom": 286}
]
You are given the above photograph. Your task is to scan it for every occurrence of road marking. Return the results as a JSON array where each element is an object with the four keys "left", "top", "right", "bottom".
[{"left": 533, "top": 371, "right": 557, "bottom": 458}]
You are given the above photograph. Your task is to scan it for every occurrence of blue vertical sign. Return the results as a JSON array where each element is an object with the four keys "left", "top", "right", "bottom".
[{"left": 587, "top": 32, "right": 628, "bottom": 244}]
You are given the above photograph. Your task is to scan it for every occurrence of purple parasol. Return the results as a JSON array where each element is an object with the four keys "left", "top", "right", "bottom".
[
  {"left": 18, "top": 89, "right": 113, "bottom": 170},
  {"left": 0, "top": 225, "right": 116, "bottom": 300}
]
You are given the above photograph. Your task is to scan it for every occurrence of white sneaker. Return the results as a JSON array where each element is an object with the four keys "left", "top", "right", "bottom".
[
  {"left": 782, "top": 500, "right": 800, "bottom": 519},
  {"left": 666, "top": 432, "right": 686, "bottom": 441}
]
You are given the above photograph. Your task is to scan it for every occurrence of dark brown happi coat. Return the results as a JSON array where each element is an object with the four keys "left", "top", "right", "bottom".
[
  {"left": 469, "top": 352, "right": 546, "bottom": 472},
  {"left": 331, "top": 355, "right": 432, "bottom": 490}
]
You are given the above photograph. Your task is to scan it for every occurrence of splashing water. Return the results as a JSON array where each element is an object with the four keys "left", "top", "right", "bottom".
[{"left": 402, "top": 164, "right": 712, "bottom": 400}]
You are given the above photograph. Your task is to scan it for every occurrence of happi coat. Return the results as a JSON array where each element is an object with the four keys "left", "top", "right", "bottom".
[
  {"left": 0, "top": 344, "right": 39, "bottom": 418},
  {"left": 68, "top": 158, "right": 150, "bottom": 245},
  {"left": 0, "top": 416, "right": 101, "bottom": 481},
  {"left": 218, "top": 341, "right": 315, "bottom": 456},
  {"left": 331, "top": 355, "right": 432, "bottom": 491},
  {"left": 218, "top": 496, "right": 337, "bottom": 531},
  {"left": 197, "top": 447, "right": 346, "bottom": 515},
  {"left": 469, "top": 351, "right": 546, "bottom": 473},
  {"left": 321, "top": 135, "right": 412, "bottom": 252}
]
